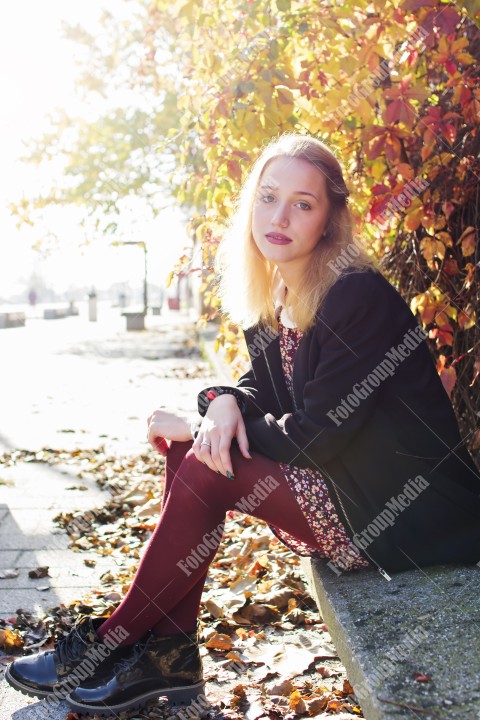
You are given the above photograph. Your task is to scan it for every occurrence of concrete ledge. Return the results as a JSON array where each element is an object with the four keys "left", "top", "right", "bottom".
[
  {"left": 121, "top": 310, "right": 145, "bottom": 330},
  {"left": 43, "top": 307, "right": 69, "bottom": 320},
  {"left": 300, "top": 558, "right": 480, "bottom": 719},
  {"left": 0, "top": 312, "right": 25, "bottom": 329}
]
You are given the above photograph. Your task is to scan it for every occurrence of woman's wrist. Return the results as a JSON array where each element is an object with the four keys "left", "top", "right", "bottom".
[
  {"left": 190, "top": 416, "right": 202, "bottom": 440},
  {"left": 197, "top": 386, "right": 247, "bottom": 417}
]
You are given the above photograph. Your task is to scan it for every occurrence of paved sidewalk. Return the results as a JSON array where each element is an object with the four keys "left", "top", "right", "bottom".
[{"left": 0, "top": 308, "right": 217, "bottom": 718}]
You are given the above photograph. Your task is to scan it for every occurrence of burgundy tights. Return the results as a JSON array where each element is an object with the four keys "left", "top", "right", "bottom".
[{"left": 98, "top": 440, "right": 320, "bottom": 645}]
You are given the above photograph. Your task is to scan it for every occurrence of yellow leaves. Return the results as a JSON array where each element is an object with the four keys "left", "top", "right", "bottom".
[
  {"left": 456, "top": 52, "right": 476, "bottom": 65},
  {"left": 436, "top": 355, "right": 457, "bottom": 397},
  {"left": 276, "top": 86, "right": 294, "bottom": 105},
  {"left": 274, "top": 85, "right": 296, "bottom": 123},
  {"left": 410, "top": 291, "right": 434, "bottom": 324},
  {"left": 172, "top": 0, "right": 198, "bottom": 21},
  {"left": 420, "top": 152, "right": 455, "bottom": 181},
  {"left": 356, "top": 97, "right": 376, "bottom": 124},
  {"left": 288, "top": 681, "right": 360, "bottom": 716},
  {"left": 368, "top": 158, "right": 388, "bottom": 182},
  {"left": 432, "top": 34, "right": 475, "bottom": 74},
  {"left": 435, "top": 303, "right": 457, "bottom": 328},
  {"left": 418, "top": 216, "right": 449, "bottom": 241},
  {"left": 165, "top": 271, "right": 175, "bottom": 289},
  {"left": 257, "top": 78, "right": 274, "bottom": 108},
  {"left": 403, "top": 199, "right": 425, "bottom": 232},
  {"left": 289, "top": 689, "right": 307, "bottom": 714},
  {"left": 457, "top": 306, "right": 476, "bottom": 331},
  {"left": 230, "top": 683, "right": 246, "bottom": 705},
  {"left": 420, "top": 236, "right": 446, "bottom": 267},
  {"left": 234, "top": 107, "right": 262, "bottom": 137},
  {"left": 457, "top": 226, "right": 477, "bottom": 257},
  {"left": 410, "top": 287, "right": 456, "bottom": 328},
  {"left": 435, "top": 231, "right": 453, "bottom": 247},
  {"left": 0, "top": 628, "right": 23, "bottom": 650}
]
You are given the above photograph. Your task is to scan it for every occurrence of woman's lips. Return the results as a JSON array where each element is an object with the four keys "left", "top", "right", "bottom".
[{"left": 266, "top": 233, "right": 292, "bottom": 245}]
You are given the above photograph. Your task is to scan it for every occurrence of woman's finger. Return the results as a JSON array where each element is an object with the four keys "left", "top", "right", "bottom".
[
  {"left": 235, "top": 421, "right": 252, "bottom": 460},
  {"left": 210, "top": 442, "right": 229, "bottom": 478},
  {"left": 199, "top": 439, "right": 218, "bottom": 474},
  {"left": 217, "top": 440, "right": 234, "bottom": 478}
]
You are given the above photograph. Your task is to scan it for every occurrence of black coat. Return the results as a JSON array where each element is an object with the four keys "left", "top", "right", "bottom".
[{"left": 218, "top": 268, "right": 480, "bottom": 574}]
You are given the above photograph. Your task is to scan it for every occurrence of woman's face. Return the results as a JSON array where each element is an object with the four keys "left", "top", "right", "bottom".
[{"left": 251, "top": 155, "right": 330, "bottom": 280}]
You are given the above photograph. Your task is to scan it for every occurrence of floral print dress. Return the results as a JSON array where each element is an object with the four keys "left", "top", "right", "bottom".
[{"left": 267, "top": 320, "right": 370, "bottom": 572}]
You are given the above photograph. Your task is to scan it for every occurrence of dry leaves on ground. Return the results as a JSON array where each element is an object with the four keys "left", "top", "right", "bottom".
[{"left": 0, "top": 447, "right": 364, "bottom": 720}]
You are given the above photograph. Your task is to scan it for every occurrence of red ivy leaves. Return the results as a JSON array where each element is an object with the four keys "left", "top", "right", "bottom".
[
  {"left": 383, "top": 75, "right": 429, "bottom": 126},
  {"left": 417, "top": 106, "right": 462, "bottom": 160}
]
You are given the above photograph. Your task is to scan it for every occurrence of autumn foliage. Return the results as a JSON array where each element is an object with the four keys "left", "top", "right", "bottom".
[
  {"left": 12, "top": 0, "right": 480, "bottom": 459},
  {"left": 147, "top": 0, "right": 480, "bottom": 459}
]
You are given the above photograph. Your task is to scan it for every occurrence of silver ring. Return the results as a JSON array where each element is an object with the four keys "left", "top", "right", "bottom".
[{"left": 201, "top": 441, "right": 211, "bottom": 448}]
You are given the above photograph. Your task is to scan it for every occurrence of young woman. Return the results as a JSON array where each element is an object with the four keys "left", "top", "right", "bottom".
[{"left": 7, "top": 134, "right": 480, "bottom": 716}]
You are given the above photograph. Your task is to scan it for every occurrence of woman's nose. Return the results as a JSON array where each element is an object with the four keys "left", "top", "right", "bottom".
[{"left": 271, "top": 204, "right": 289, "bottom": 227}]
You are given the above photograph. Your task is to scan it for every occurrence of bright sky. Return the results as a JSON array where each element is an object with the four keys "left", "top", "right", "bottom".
[{"left": 0, "top": 1, "right": 190, "bottom": 300}]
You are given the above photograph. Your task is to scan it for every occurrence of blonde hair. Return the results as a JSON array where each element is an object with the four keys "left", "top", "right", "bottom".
[{"left": 215, "top": 133, "right": 380, "bottom": 332}]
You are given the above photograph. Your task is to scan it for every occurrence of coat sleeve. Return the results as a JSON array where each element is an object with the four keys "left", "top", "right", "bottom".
[
  {"left": 197, "top": 366, "right": 273, "bottom": 419},
  {"left": 233, "top": 366, "right": 274, "bottom": 418},
  {"left": 197, "top": 322, "right": 279, "bottom": 418},
  {"left": 244, "top": 272, "right": 403, "bottom": 468}
]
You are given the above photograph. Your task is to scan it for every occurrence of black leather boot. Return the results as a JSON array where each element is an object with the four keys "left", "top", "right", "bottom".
[
  {"left": 5, "top": 615, "right": 132, "bottom": 699},
  {"left": 66, "top": 627, "right": 205, "bottom": 716}
]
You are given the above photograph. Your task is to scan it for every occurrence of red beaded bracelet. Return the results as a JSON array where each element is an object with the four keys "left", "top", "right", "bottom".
[{"left": 198, "top": 386, "right": 247, "bottom": 416}]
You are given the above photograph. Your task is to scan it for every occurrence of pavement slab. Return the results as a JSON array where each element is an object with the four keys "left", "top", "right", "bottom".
[{"left": 0, "top": 309, "right": 215, "bottom": 718}]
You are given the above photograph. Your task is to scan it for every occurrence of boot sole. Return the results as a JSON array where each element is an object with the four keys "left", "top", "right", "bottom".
[
  {"left": 66, "top": 680, "right": 206, "bottom": 716},
  {"left": 4, "top": 664, "right": 55, "bottom": 699}
]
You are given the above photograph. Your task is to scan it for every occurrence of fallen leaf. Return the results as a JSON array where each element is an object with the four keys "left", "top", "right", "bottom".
[
  {"left": 306, "top": 696, "right": 328, "bottom": 714},
  {"left": 0, "top": 628, "right": 23, "bottom": 650},
  {"left": 268, "top": 678, "right": 295, "bottom": 696},
  {"left": 0, "top": 569, "right": 19, "bottom": 579},
  {"left": 28, "top": 566, "right": 50, "bottom": 579},
  {"left": 205, "top": 632, "right": 234, "bottom": 651},
  {"left": 289, "top": 689, "right": 307, "bottom": 714},
  {"left": 413, "top": 671, "right": 432, "bottom": 682},
  {"left": 234, "top": 603, "right": 281, "bottom": 624},
  {"left": 343, "top": 679, "right": 354, "bottom": 694},
  {"left": 205, "top": 599, "right": 224, "bottom": 618},
  {"left": 325, "top": 698, "right": 342, "bottom": 711}
]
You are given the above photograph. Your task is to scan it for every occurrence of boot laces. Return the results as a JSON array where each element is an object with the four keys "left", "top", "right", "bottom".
[
  {"left": 113, "top": 638, "right": 149, "bottom": 675},
  {"left": 55, "top": 628, "right": 90, "bottom": 666}
]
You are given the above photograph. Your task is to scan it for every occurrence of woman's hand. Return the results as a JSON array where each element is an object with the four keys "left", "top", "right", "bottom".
[
  {"left": 193, "top": 395, "right": 251, "bottom": 478},
  {"left": 147, "top": 407, "right": 192, "bottom": 455}
]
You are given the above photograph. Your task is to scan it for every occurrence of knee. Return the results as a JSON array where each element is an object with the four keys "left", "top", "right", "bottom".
[
  {"left": 172, "top": 450, "right": 220, "bottom": 498},
  {"left": 165, "top": 440, "right": 192, "bottom": 475}
]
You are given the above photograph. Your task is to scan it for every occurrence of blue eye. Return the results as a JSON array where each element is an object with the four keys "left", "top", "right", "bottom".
[
  {"left": 261, "top": 194, "right": 275, "bottom": 203},
  {"left": 297, "top": 201, "right": 311, "bottom": 210}
]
